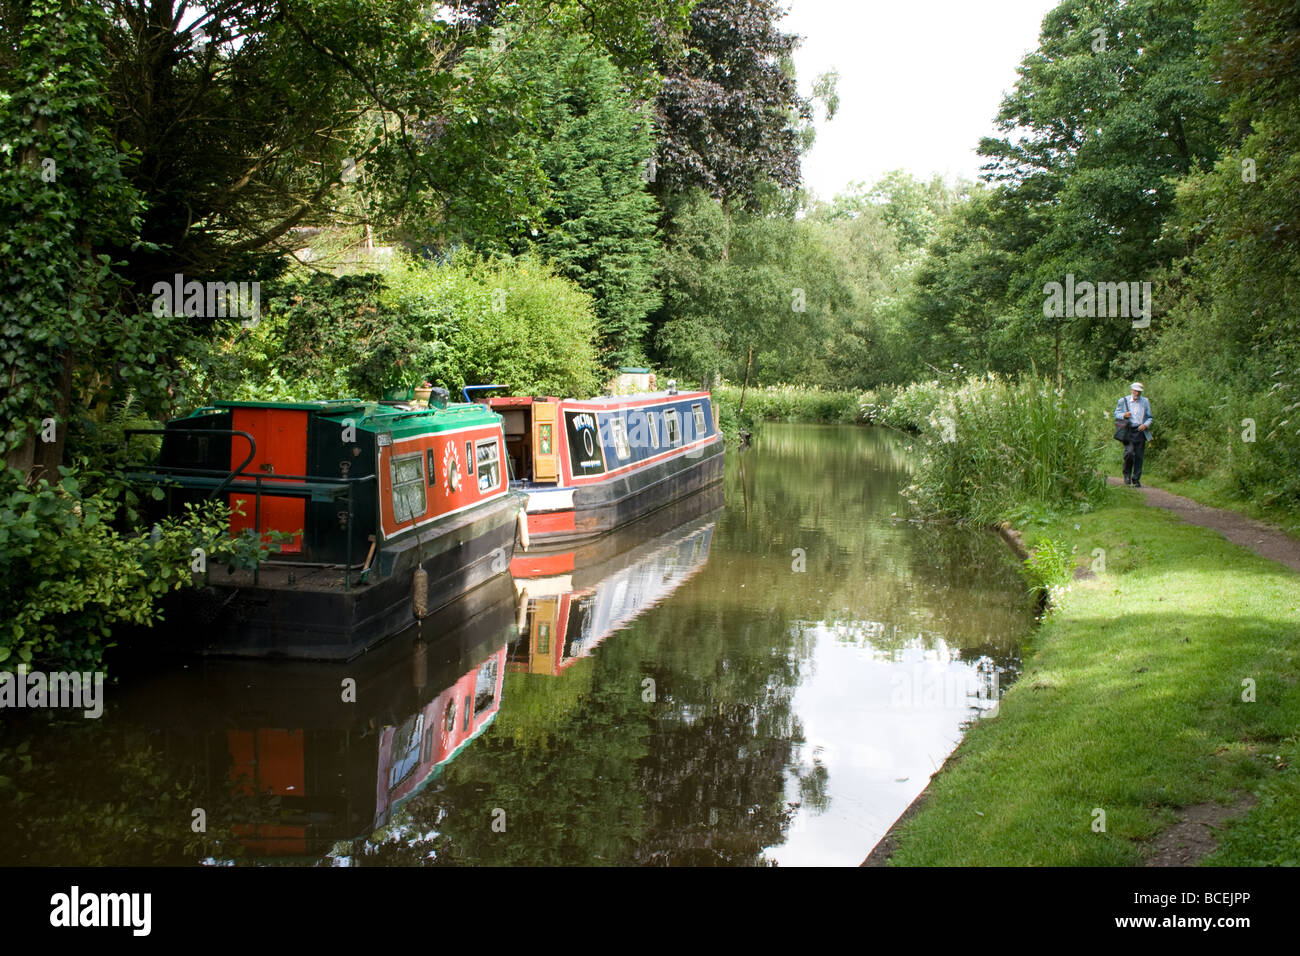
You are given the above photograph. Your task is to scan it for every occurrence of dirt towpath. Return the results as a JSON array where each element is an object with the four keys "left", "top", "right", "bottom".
[{"left": 1104, "top": 477, "right": 1300, "bottom": 573}]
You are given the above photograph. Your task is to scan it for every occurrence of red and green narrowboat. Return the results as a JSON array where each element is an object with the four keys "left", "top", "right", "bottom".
[
  {"left": 118, "top": 575, "right": 518, "bottom": 860},
  {"left": 487, "top": 385, "right": 724, "bottom": 548},
  {"left": 128, "top": 393, "right": 523, "bottom": 659}
]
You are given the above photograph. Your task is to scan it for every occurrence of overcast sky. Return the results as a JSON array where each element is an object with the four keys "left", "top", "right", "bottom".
[{"left": 782, "top": 0, "right": 1059, "bottom": 200}]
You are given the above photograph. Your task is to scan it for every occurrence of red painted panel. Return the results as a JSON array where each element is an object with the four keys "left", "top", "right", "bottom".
[
  {"left": 229, "top": 408, "right": 307, "bottom": 554},
  {"left": 510, "top": 551, "right": 576, "bottom": 578},
  {"left": 226, "top": 728, "right": 304, "bottom": 797},
  {"left": 378, "top": 425, "right": 506, "bottom": 539},
  {"left": 526, "top": 509, "right": 576, "bottom": 536}
]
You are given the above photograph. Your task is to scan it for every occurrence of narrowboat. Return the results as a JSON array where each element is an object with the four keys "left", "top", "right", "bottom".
[
  {"left": 126, "top": 392, "right": 523, "bottom": 660},
  {"left": 510, "top": 485, "right": 723, "bottom": 676},
  {"left": 487, "top": 383, "right": 724, "bottom": 547}
]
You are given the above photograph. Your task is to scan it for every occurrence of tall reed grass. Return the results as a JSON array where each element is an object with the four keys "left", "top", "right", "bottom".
[{"left": 879, "top": 374, "right": 1107, "bottom": 524}]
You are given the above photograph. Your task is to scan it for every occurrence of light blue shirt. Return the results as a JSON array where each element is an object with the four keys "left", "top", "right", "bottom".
[{"left": 1115, "top": 394, "right": 1153, "bottom": 441}]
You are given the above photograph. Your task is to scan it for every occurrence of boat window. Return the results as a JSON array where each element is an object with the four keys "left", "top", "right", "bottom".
[
  {"left": 610, "top": 416, "right": 631, "bottom": 459},
  {"left": 476, "top": 439, "right": 501, "bottom": 492},
  {"left": 474, "top": 658, "right": 499, "bottom": 718},
  {"left": 664, "top": 408, "right": 681, "bottom": 445},
  {"left": 692, "top": 402, "right": 707, "bottom": 436},
  {"left": 444, "top": 699, "right": 456, "bottom": 735},
  {"left": 388, "top": 712, "right": 425, "bottom": 789},
  {"left": 465, "top": 441, "right": 474, "bottom": 475},
  {"left": 392, "top": 453, "right": 426, "bottom": 523},
  {"left": 647, "top": 411, "right": 659, "bottom": 450}
]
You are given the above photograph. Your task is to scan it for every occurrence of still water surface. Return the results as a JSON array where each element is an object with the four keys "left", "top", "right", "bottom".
[{"left": 0, "top": 424, "right": 1035, "bottom": 866}]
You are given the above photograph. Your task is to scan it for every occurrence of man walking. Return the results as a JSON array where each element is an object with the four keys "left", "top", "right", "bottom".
[{"left": 1115, "top": 382, "right": 1153, "bottom": 487}]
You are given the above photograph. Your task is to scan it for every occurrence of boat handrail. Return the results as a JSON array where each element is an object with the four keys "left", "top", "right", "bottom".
[
  {"left": 125, "top": 427, "right": 258, "bottom": 501},
  {"left": 124, "top": 428, "right": 378, "bottom": 590}
]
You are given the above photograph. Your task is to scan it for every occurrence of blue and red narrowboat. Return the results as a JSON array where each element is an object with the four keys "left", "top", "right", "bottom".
[
  {"left": 128, "top": 393, "right": 523, "bottom": 659},
  {"left": 486, "top": 386, "right": 724, "bottom": 547}
]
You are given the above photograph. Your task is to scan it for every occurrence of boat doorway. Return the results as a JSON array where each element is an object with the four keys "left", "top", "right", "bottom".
[{"left": 488, "top": 397, "right": 559, "bottom": 486}]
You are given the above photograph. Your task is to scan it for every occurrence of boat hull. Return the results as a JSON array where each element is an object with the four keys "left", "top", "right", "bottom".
[
  {"left": 152, "top": 492, "right": 522, "bottom": 661},
  {"left": 522, "top": 438, "right": 724, "bottom": 546}
]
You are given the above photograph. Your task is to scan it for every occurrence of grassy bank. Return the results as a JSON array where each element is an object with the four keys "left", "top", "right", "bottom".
[{"left": 888, "top": 484, "right": 1300, "bottom": 865}]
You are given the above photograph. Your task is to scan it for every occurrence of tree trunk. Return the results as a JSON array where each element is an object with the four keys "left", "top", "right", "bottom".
[
  {"left": 30, "top": 351, "right": 75, "bottom": 481},
  {"left": 738, "top": 345, "right": 754, "bottom": 416}
]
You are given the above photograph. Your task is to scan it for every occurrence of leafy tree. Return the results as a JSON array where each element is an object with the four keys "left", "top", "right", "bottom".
[
  {"left": 487, "top": 30, "right": 663, "bottom": 367},
  {"left": 1155, "top": 0, "right": 1300, "bottom": 387},
  {"left": 975, "top": 0, "right": 1228, "bottom": 380},
  {"left": 0, "top": 0, "right": 175, "bottom": 477},
  {"left": 649, "top": 0, "right": 812, "bottom": 210},
  {"left": 655, "top": 190, "right": 855, "bottom": 388}
]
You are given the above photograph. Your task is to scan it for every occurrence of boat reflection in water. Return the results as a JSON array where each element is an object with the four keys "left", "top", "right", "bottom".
[
  {"left": 116, "top": 575, "right": 517, "bottom": 861},
  {"left": 508, "top": 485, "right": 724, "bottom": 676}
]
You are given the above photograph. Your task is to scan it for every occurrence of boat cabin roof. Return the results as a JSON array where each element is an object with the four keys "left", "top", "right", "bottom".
[
  {"left": 193, "top": 399, "right": 502, "bottom": 439},
  {"left": 488, "top": 390, "right": 709, "bottom": 409}
]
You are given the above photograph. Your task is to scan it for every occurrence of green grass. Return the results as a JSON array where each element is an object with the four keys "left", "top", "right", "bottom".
[{"left": 889, "top": 483, "right": 1300, "bottom": 865}]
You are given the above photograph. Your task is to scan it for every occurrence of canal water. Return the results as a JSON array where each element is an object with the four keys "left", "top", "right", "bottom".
[{"left": 0, "top": 424, "right": 1035, "bottom": 866}]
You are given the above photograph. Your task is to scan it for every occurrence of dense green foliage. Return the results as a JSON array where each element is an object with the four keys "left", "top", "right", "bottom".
[
  {"left": 487, "top": 30, "right": 662, "bottom": 364},
  {"left": 182, "top": 255, "right": 601, "bottom": 406},
  {"left": 868, "top": 374, "right": 1108, "bottom": 525},
  {"left": 0, "top": 467, "right": 252, "bottom": 670}
]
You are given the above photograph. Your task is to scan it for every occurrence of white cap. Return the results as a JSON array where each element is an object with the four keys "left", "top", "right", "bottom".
[{"left": 1130, "top": 382, "right": 1144, "bottom": 392}]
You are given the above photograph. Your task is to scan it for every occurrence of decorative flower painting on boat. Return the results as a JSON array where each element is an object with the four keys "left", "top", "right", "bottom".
[{"left": 444, "top": 441, "right": 461, "bottom": 495}]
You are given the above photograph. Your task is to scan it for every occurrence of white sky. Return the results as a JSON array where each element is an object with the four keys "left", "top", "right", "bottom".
[{"left": 782, "top": 0, "right": 1059, "bottom": 200}]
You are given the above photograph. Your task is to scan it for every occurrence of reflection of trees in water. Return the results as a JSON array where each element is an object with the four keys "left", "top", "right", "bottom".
[
  {"left": 349, "top": 586, "right": 819, "bottom": 866},
  {"left": 0, "top": 720, "right": 247, "bottom": 865},
  {"left": 631, "top": 602, "right": 815, "bottom": 865},
  {"left": 723, "top": 424, "right": 1033, "bottom": 654},
  {"left": 323, "top": 424, "right": 1033, "bottom": 865},
  {"left": 349, "top": 654, "right": 650, "bottom": 866}
]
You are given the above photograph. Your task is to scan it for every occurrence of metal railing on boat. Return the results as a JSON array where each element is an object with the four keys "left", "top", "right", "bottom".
[{"left": 123, "top": 428, "right": 376, "bottom": 589}]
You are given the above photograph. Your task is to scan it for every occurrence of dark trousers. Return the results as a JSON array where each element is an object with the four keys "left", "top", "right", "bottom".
[{"left": 1123, "top": 434, "right": 1146, "bottom": 483}]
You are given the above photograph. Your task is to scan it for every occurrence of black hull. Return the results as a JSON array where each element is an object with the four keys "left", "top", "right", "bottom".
[
  {"left": 150, "top": 494, "right": 522, "bottom": 661},
  {"left": 529, "top": 439, "right": 725, "bottom": 547}
]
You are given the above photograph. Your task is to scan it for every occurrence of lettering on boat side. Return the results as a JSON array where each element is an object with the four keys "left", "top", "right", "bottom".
[{"left": 49, "top": 886, "right": 151, "bottom": 936}]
